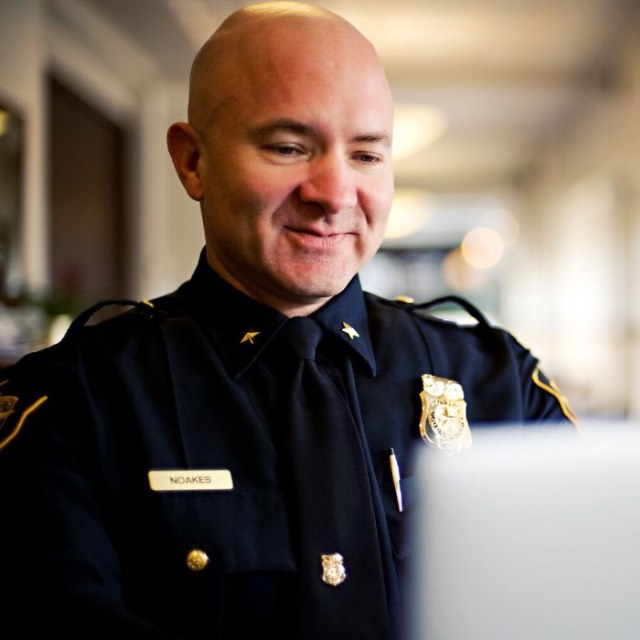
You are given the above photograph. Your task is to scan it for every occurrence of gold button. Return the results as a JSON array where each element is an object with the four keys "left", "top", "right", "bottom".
[
  {"left": 186, "top": 548, "right": 209, "bottom": 572},
  {"left": 395, "top": 295, "right": 415, "bottom": 304}
]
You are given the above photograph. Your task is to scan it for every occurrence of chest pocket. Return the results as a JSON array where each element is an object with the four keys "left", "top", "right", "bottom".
[{"left": 122, "top": 486, "right": 295, "bottom": 574}]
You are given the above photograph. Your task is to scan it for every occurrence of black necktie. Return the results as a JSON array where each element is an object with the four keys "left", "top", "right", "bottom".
[{"left": 281, "top": 316, "right": 390, "bottom": 639}]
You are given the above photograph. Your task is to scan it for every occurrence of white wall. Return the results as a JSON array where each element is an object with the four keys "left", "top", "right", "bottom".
[
  {"left": 0, "top": 0, "right": 202, "bottom": 302},
  {"left": 133, "top": 81, "right": 202, "bottom": 300},
  {"left": 0, "top": 0, "right": 48, "bottom": 294},
  {"left": 502, "top": 16, "right": 640, "bottom": 418}
]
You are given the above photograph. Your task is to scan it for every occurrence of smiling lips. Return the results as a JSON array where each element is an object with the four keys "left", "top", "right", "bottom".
[{"left": 286, "top": 225, "right": 355, "bottom": 249}]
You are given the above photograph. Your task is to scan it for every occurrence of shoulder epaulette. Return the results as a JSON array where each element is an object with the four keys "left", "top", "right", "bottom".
[
  {"left": 387, "top": 294, "right": 493, "bottom": 329},
  {"left": 62, "top": 298, "right": 162, "bottom": 342}
]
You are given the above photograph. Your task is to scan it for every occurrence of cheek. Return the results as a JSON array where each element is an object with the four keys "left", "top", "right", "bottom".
[
  {"left": 227, "top": 159, "right": 296, "bottom": 215},
  {"left": 204, "top": 177, "right": 284, "bottom": 252},
  {"left": 364, "top": 179, "right": 394, "bottom": 228},
  {"left": 203, "top": 162, "right": 265, "bottom": 222}
]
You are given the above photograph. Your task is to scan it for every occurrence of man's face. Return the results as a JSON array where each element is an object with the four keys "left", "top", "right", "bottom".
[{"left": 195, "top": 21, "right": 395, "bottom": 313}]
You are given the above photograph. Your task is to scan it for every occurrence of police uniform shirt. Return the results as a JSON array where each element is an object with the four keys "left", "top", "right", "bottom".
[{"left": 0, "top": 249, "right": 576, "bottom": 639}]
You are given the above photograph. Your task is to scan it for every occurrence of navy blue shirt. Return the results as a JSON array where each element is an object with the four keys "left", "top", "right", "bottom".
[{"left": 0, "top": 251, "right": 576, "bottom": 639}]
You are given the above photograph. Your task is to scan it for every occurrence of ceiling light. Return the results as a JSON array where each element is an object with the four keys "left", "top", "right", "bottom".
[
  {"left": 385, "top": 188, "right": 432, "bottom": 240},
  {"left": 393, "top": 103, "right": 448, "bottom": 161},
  {"left": 460, "top": 226, "right": 505, "bottom": 270}
]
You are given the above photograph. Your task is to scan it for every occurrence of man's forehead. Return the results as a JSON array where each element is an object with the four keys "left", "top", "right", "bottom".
[{"left": 191, "top": 9, "right": 392, "bottom": 131}]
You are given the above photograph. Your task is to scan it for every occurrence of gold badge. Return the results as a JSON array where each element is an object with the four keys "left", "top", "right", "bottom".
[
  {"left": 419, "top": 374, "right": 472, "bottom": 455},
  {"left": 321, "top": 553, "right": 347, "bottom": 586}
]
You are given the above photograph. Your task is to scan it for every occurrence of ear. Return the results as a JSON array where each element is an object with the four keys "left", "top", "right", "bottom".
[{"left": 166, "top": 122, "right": 204, "bottom": 201}]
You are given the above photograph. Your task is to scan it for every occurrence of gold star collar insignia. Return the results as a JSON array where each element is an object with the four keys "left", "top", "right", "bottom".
[
  {"left": 341, "top": 322, "right": 359, "bottom": 340},
  {"left": 240, "top": 331, "right": 260, "bottom": 345}
]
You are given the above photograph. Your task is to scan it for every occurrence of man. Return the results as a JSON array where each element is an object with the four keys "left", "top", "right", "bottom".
[{"left": 0, "top": 2, "right": 577, "bottom": 639}]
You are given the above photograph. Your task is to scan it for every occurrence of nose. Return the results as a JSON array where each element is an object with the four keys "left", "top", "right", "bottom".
[{"left": 298, "top": 153, "right": 358, "bottom": 214}]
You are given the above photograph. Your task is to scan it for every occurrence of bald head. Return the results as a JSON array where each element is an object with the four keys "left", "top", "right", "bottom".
[
  {"left": 188, "top": 1, "right": 391, "bottom": 131},
  {"left": 167, "top": 1, "right": 395, "bottom": 315}
]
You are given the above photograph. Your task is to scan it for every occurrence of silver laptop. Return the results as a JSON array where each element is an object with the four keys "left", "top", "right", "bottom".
[{"left": 410, "top": 421, "right": 640, "bottom": 640}]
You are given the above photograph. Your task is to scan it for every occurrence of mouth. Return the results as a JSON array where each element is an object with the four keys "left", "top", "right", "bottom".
[{"left": 286, "top": 225, "right": 354, "bottom": 248}]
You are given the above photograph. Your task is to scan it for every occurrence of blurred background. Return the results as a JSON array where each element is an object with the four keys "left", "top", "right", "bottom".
[{"left": 0, "top": 0, "right": 639, "bottom": 420}]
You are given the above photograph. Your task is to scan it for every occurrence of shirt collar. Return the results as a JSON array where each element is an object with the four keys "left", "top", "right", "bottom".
[
  {"left": 178, "top": 250, "right": 377, "bottom": 379},
  {"left": 311, "top": 277, "right": 376, "bottom": 376}
]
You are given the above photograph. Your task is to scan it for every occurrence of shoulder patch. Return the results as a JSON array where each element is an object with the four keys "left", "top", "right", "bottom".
[
  {"left": 531, "top": 365, "right": 581, "bottom": 430},
  {"left": 0, "top": 380, "right": 48, "bottom": 451}
]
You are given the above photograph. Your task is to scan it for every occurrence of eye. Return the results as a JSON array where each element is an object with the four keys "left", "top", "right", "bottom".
[
  {"left": 265, "top": 143, "right": 305, "bottom": 157},
  {"left": 353, "top": 151, "right": 383, "bottom": 164},
  {"left": 260, "top": 142, "right": 310, "bottom": 164}
]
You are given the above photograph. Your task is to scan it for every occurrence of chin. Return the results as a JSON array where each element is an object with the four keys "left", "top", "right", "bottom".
[
  {"left": 290, "top": 274, "right": 352, "bottom": 300},
  {"left": 279, "top": 259, "right": 358, "bottom": 297}
]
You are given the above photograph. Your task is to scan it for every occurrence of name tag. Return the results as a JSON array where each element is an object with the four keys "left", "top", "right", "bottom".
[{"left": 148, "top": 469, "right": 233, "bottom": 491}]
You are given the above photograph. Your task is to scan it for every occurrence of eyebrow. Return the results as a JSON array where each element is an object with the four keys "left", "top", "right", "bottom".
[
  {"left": 356, "top": 132, "right": 392, "bottom": 147},
  {"left": 249, "top": 119, "right": 392, "bottom": 147}
]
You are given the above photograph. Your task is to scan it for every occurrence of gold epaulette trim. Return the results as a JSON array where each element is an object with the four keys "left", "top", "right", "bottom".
[
  {"left": 0, "top": 393, "right": 48, "bottom": 452},
  {"left": 532, "top": 365, "right": 582, "bottom": 433}
]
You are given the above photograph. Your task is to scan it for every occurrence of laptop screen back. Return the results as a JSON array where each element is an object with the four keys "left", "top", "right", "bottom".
[{"left": 410, "top": 423, "right": 640, "bottom": 640}]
